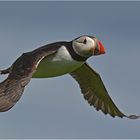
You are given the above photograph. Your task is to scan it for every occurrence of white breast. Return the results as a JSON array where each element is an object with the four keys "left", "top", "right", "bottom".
[
  {"left": 52, "top": 46, "right": 75, "bottom": 61},
  {"left": 33, "top": 46, "right": 84, "bottom": 78}
]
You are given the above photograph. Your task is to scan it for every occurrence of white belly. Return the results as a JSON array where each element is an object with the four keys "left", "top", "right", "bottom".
[{"left": 32, "top": 46, "right": 84, "bottom": 78}]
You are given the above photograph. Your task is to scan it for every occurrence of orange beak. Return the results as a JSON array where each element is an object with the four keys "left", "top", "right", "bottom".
[{"left": 98, "top": 41, "right": 106, "bottom": 54}]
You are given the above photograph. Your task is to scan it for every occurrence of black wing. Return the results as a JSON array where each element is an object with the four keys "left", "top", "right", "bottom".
[
  {"left": 0, "top": 48, "right": 57, "bottom": 112},
  {"left": 70, "top": 63, "right": 139, "bottom": 119}
]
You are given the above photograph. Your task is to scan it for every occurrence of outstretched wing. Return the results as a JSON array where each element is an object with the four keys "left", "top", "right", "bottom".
[
  {"left": 0, "top": 49, "right": 57, "bottom": 112},
  {"left": 70, "top": 63, "right": 139, "bottom": 119}
]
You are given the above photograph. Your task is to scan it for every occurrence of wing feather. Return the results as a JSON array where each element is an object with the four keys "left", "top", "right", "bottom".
[
  {"left": 0, "top": 49, "right": 57, "bottom": 112},
  {"left": 70, "top": 63, "right": 139, "bottom": 119}
]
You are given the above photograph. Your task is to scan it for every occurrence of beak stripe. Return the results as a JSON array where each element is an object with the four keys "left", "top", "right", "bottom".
[{"left": 98, "top": 41, "right": 105, "bottom": 54}]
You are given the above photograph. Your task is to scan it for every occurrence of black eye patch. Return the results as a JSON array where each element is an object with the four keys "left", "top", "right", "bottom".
[{"left": 83, "top": 39, "right": 87, "bottom": 44}]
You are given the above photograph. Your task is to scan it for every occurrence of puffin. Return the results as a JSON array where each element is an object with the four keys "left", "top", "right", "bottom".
[{"left": 0, "top": 35, "right": 139, "bottom": 119}]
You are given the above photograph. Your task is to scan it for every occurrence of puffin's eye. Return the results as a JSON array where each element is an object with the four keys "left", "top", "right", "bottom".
[{"left": 83, "top": 39, "right": 87, "bottom": 44}]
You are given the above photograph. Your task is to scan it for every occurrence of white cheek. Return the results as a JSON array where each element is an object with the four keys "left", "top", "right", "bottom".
[{"left": 87, "top": 37, "right": 95, "bottom": 50}]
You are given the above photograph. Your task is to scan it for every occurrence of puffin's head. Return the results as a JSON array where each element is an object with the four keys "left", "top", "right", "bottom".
[{"left": 72, "top": 35, "right": 105, "bottom": 58}]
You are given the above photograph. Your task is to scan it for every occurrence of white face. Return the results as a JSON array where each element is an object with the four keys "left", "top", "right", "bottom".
[{"left": 72, "top": 36, "right": 97, "bottom": 57}]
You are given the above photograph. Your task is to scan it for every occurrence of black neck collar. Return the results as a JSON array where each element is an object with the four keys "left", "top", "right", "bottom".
[
  {"left": 66, "top": 42, "right": 88, "bottom": 62},
  {"left": 33, "top": 41, "right": 88, "bottom": 62}
]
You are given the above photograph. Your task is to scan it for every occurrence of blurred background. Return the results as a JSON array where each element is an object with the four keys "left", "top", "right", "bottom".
[{"left": 0, "top": 1, "right": 140, "bottom": 139}]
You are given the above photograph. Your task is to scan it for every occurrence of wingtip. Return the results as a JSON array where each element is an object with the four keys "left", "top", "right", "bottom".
[
  {"left": 109, "top": 114, "right": 140, "bottom": 119},
  {"left": 126, "top": 115, "right": 140, "bottom": 119}
]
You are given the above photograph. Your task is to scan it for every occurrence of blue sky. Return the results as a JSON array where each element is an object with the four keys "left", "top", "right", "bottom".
[{"left": 0, "top": 1, "right": 140, "bottom": 139}]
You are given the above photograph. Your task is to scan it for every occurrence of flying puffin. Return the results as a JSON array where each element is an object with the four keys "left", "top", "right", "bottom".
[{"left": 0, "top": 35, "right": 139, "bottom": 119}]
